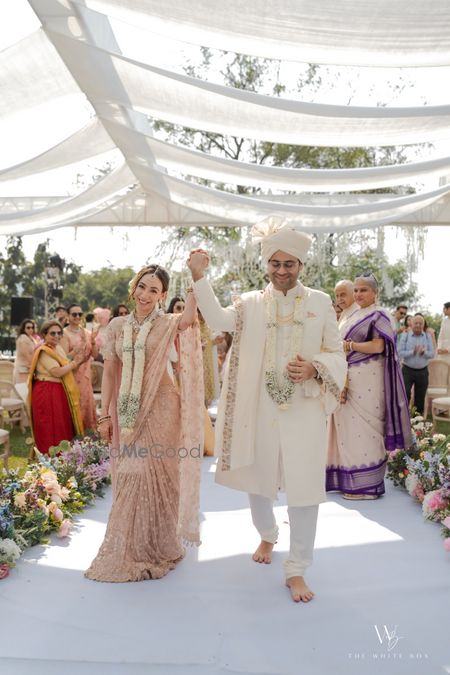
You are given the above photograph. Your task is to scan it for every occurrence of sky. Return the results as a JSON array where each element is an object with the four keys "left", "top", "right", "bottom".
[{"left": 1, "top": 1, "right": 449, "bottom": 316}]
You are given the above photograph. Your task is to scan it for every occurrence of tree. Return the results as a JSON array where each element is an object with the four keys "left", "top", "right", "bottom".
[
  {"left": 0, "top": 237, "right": 28, "bottom": 335},
  {"left": 151, "top": 48, "right": 422, "bottom": 305},
  {"left": 62, "top": 267, "right": 134, "bottom": 309}
]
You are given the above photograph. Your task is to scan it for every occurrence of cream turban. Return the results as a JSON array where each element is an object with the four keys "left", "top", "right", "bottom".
[{"left": 251, "top": 216, "right": 312, "bottom": 264}]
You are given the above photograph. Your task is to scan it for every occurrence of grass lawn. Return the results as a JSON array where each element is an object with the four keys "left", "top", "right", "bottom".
[{"left": 3, "top": 425, "right": 33, "bottom": 474}]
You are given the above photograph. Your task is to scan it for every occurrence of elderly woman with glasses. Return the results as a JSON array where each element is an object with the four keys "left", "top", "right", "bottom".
[
  {"left": 28, "top": 320, "right": 84, "bottom": 455},
  {"left": 13, "top": 319, "right": 40, "bottom": 384},
  {"left": 60, "top": 303, "right": 99, "bottom": 430},
  {"left": 326, "top": 273, "right": 411, "bottom": 500}
]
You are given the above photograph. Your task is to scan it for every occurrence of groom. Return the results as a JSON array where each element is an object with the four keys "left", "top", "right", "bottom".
[{"left": 188, "top": 220, "right": 346, "bottom": 602}]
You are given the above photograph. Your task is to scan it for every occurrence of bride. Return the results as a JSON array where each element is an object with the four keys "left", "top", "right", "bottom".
[{"left": 85, "top": 264, "right": 204, "bottom": 582}]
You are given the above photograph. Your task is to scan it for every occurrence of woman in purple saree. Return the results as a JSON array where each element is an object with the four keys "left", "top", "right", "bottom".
[{"left": 326, "top": 274, "right": 411, "bottom": 500}]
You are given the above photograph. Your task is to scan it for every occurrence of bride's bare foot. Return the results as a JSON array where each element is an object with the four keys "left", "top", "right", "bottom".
[
  {"left": 252, "top": 540, "right": 274, "bottom": 564},
  {"left": 286, "top": 576, "right": 314, "bottom": 603}
]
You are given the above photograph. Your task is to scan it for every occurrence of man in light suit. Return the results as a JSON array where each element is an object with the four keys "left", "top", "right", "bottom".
[{"left": 188, "top": 219, "right": 347, "bottom": 603}]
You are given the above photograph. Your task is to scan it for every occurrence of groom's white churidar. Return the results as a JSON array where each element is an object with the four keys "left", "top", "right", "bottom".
[{"left": 189, "top": 220, "right": 347, "bottom": 601}]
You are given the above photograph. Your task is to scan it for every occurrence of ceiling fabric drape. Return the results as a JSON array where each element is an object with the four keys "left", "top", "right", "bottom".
[
  {"left": 70, "top": 0, "right": 450, "bottom": 67},
  {"left": 0, "top": 0, "right": 449, "bottom": 235}
]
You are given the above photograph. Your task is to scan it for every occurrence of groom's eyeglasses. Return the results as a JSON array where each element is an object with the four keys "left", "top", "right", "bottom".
[{"left": 268, "top": 260, "right": 300, "bottom": 270}]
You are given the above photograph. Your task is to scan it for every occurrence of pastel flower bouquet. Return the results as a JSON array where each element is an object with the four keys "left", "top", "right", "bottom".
[
  {"left": 387, "top": 416, "right": 450, "bottom": 552},
  {"left": 0, "top": 436, "right": 111, "bottom": 577}
]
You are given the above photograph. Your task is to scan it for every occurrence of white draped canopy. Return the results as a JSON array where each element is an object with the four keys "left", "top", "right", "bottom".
[{"left": 1, "top": 0, "right": 450, "bottom": 235}]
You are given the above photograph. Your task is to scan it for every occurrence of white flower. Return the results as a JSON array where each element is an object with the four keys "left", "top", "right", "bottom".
[
  {"left": 405, "top": 472, "right": 419, "bottom": 496},
  {"left": 263, "top": 290, "right": 305, "bottom": 408},
  {"left": 0, "top": 538, "right": 22, "bottom": 564},
  {"left": 118, "top": 311, "right": 159, "bottom": 430},
  {"left": 432, "top": 434, "right": 446, "bottom": 442}
]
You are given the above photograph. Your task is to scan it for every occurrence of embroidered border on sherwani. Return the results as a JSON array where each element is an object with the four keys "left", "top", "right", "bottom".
[
  {"left": 312, "top": 359, "right": 341, "bottom": 403},
  {"left": 221, "top": 296, "right": 244, "bottom": 471}
]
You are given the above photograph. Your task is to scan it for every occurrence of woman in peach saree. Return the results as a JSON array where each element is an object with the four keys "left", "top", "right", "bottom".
[
  {"left": 85, "top": 265, "right": 204, "bottom": 582},
  {"left": 61, "top": 304, "right": 98, "bottom": 431}
]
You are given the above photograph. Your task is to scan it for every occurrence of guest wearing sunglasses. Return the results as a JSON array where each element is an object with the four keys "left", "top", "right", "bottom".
[
  {"left": 28, "top": 321, "right": 84, "bottom": 455},
  {"left": 60, "top": 304, "right": 98, "bottom": 430}
]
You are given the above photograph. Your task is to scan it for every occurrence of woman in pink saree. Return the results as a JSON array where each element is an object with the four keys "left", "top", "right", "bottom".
[
  {"left": 61, "top": 304, "right": 98, "bottom": 430},
  {"left": 85, "top": 265, "right": 204, "bottom": 582}
]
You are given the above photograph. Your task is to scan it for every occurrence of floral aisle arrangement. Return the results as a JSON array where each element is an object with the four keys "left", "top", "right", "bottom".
[
  {"left": 0, "top": 436, "right": 110, "bottom": 578},
  {"left": 387, "top": 416, "right": 450, "bottom": 552}
]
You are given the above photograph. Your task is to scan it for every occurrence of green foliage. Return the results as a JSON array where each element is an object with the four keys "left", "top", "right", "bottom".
[
  {"left": 0, "top": 238, "right": 132, "bottom": 336},
  {"left": 303, "top": 245, "right": 418, "bottom": 308},
  {"left": 62, "top": 266, "right": 134, "bottom": 309}
]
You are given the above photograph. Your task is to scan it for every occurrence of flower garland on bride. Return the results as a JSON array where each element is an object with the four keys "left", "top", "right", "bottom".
[{"left": 118, "top": 308, "right": 163, "bottom": 432}]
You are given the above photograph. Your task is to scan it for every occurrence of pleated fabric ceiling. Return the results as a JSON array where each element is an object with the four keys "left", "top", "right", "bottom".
[{"left": 1, "top": 0, "right": 450, "bottom": 235}]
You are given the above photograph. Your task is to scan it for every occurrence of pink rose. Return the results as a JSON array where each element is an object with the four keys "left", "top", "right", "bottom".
[
  {"left": 53, "top": 508, "right": 63, "bottom": 522},
  {"left": 0, "top": 564, "right": 10, "bottom": 580},
  {"left": 442, "top": 516, "right": 450, "bottom": 529},
  {"left": 428, "top": 492, "right": 447, "bottom": 511},
  {"left": 443, "top": 538, "right": 450, "bottom": 552},
  {"left": 57, "top": 519, "right": 72, "bottom": 538}
]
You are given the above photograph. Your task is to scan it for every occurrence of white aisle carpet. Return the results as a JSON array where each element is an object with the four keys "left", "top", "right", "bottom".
[{"left": 0, "top": 457, "right": 449, "bottom": 675}]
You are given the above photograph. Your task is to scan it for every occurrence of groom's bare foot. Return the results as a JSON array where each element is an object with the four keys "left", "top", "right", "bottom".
[
  {"left": 252, "top": 540, "right": 274, "bottom": 564},
  {"left": 286, "top": 576, "right": 314, "bottom": 603}
]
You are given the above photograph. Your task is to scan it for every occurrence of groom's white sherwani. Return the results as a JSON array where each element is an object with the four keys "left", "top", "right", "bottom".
[{"left": 194, "top": 278, "right": 347, "bottom": 507}]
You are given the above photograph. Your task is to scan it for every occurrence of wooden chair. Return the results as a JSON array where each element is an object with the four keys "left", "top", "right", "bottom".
[
  {"left": 0, "top": 360, "right": 14, "bottom": 384},
  {"left": 424, "top": 359, "right": 450, "bottom": 417},
  {"left": 431, "top": 396, "right": 450, "bottom": 429},
  {"left": 0, "top": 380, "right": 27, "bottom": 432},
  {"left": 0, "top": 407, "right": 10, "bottom": 470}
]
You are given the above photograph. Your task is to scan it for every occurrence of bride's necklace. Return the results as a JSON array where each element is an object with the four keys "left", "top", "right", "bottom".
[{"left": 129, "top": 309, "right": 157, "bottom": 333}]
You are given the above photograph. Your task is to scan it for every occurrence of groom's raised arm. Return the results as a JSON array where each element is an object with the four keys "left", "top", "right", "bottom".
[{"left": 188, "top": 250, "right": 236, "bottom": 333}]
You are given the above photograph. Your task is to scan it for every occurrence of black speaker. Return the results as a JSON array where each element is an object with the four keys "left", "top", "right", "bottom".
[{"left": 10, "top": 297, "right": 34, "bottom": 326}]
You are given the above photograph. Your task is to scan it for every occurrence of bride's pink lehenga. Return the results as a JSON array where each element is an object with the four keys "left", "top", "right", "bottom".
[{"left": 85, "top": 314, "right": 204, "bottom": 582}]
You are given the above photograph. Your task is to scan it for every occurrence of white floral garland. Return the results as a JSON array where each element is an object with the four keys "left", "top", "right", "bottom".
[
  {"left": 264, "top": 290, "right": 305, "bottom": 409},
  {"left": 118, "top": 310, "right": 160, "bottom": 433}
]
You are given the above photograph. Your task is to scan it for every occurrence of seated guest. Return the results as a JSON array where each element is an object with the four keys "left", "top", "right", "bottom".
[
  {"left": 14, "top": 319, "right": 39, "bottom": 384},
  {"left": 398, "top": 314, "right": 435, "bottom": 415},
  {"left": 327, "top": 273, "right": 411, "bottom": 500},
  {"left": 28, "top": 320, "right": 84, "bottom": 454}
]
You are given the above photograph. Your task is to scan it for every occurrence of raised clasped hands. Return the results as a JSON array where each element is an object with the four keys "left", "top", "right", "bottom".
[
  {"left": 286, "top": 354, "right": 317, "bottom": 383},
  {"left": 187, "top": 249, "right": 210, "bottom": 280}
]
